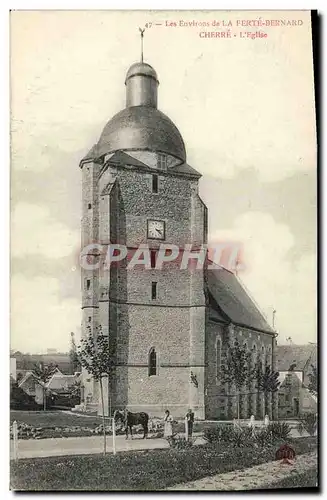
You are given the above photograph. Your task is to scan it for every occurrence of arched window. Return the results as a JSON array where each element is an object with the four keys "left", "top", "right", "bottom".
[
  {"left": 148, "top": 347, "right": 158, "bottom": 376},
  {"left": 216, "top": 337, "right": 221, "bottom": 379},
  {"left": 261, "top": 345, "right": 266, "bottom": 368},
  {"left": 267, "top": 346, "right": 272, "bottom": 369},
  {"left": 252, "top": 344, "right": 257, "bottom": 368}
]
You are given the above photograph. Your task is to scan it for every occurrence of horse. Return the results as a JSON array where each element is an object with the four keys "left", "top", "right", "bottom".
[{"left": 114, "top": 409, "right": 149, "bottom": 439}]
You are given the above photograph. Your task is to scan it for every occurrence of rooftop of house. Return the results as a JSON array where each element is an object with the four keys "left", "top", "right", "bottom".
[{"left": 276, "top": 344, "right": 317, "bottom": 373}]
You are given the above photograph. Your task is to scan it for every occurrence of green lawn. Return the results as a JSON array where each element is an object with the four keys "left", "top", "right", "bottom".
[
  {"left": 10, "top": 437, "right": 317, "bottom": 491},
  {"left": 10, "top": 410, "right": 104, "bottom": 429}
]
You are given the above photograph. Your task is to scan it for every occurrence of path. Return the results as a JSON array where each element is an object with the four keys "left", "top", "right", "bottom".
[
  {"left": 10, "top": 434, "right": 205, "bottom": 460},
  {"left": 167, "top": 452, "right": 318, "bottom": 490}
]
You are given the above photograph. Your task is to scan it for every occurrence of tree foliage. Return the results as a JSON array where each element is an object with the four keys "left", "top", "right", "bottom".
[
  {"left": 32, "top": 362, "right": 57, "bottom": 411},
  {"left": 77, "top": 325, "right": 113, "bottom": 380},
  {"left": 255, "top": 363, "right": 280, "bottom": 418},
  {"left": 220, "top": 340, "right": 254, "bottom": 391},
  {"left": 297, "top": 412, "right": 317, "bottom": 437},
  {"left": 220, "top": 340, "right": 255, "bottom": 419},
  {"left": 308, "top": 364, "right": 317, "bottom": 396},
  {"left": 77, "top": 325, "right": 113, "bottom": 455},
  {"left": 32, "top": 362, "right": 57, "bottom": 383},
  {"left": 69, "top": 332, "right": 81, "bottom": 373},
  {"left": 256, "top": 364, "right": 280, "bottom": 394}
]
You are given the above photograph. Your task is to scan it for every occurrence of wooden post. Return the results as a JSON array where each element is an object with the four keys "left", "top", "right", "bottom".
[
  {"left": 112, "top": 417, "right": 116, "bottom": 455},
  {"left": 185, "top": 418, "right": 188, "bottom": 440},
  {"left": 12, "top": 420, "right": 18, "bottom": 461}
]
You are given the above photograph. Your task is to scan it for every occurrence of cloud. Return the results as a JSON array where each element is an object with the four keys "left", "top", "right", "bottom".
[
  {"left": 11, "top": 274, "right": 80, "bottom": 353},
  {"left": 210, "top": 212, "right": 316, "bottom": 343},
  {"left": 11, "top": 202, "right": 80, "bottom": 259}
]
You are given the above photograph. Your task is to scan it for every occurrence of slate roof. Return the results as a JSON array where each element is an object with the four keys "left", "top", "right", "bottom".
[
  {"left": 80, "top": 144, "right": 99, "bottom": 165},
  {"left": 276, "top": 344, "right": 317, "bottom": 372},
  {"left": 172, "top": 162, "right": 201, "bottom": 178},
  {"left": 47, "top": 373, "right": 81, "bottom": 393},
  {"left": 107, "top": 150, "right": 150, "bottom": 170},
  {"left": 81, "top": 146, "right": 201, "bottom": 178},
  {"left": 207, "top": 263, "right": 274, "bottom": 334}
]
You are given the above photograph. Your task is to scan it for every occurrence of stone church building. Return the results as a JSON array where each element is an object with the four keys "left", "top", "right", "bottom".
[{"left": 80, "top": 57, "right": 277, "bottom": 420}]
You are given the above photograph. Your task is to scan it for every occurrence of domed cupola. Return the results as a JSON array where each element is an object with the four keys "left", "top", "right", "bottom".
[
  {"left": 125, "top": 62, "right": 159, "bottom": 108},
  {"left": 82, "top": 35, "right": 186, "bottom": 164}
]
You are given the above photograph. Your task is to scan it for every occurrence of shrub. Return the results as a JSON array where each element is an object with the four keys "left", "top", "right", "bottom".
[
  {"left": 203, "top": 424, "right": 233, "bottom": 444},
  {"left": 203, "top": 425, "right": 254, "bottom": 448},
  {"left": 255, "top": 428, "right": 271, "bottom": 447},
  {"left": 266, "top": 422, "right": 291, "bottom": 442},
  {"left": 166, "top": 435, "right": 194, "bottom": 449},
  {"left": 10, "top": 384, "right": 42, "bottom": 411},
  {"left": 253, "top": 422, "right": 291, "bottom": 447},
  {"left": 204, "top": 422, "right": 291, "bottom": 448},
  {"left": 229, "top": 427, "right": 254, "bottom": 448},
  {"left": 10, "top": 422, "right": 42, "bottom": 440},
  {"left": 297, "top": 413, "right": 317, "bottom": 437}
]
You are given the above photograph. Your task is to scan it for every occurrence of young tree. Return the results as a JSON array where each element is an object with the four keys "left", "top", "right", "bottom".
[
  {"left": 308, "top": 364, "right": 317, "bottom": 397},
  {"left": 32, "top": 362, "right": 57, "bottom": 411},
  {"left": 77, "top": 325, "right": 113, "bottom": 455},
  {"left": 69, "top": 332, "right": 81, "bottom": 373},
  {"left": 220, "top": 340, "right": 255, "bottom": 420},
  {"left": 255, "top": 363, "right": 280, "bottom": 418}
]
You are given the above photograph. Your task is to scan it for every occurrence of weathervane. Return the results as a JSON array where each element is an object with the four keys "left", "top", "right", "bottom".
[{"left": 139, "top": 27, "right": 145, "bottom": 63}]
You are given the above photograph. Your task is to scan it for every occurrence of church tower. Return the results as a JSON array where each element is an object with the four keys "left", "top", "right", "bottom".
[{"left": 80, "top": 51, "right": 208, "bottom": 418}]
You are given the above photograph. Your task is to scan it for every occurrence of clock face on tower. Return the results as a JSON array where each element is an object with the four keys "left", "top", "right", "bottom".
[{"left": 147, "top": 220, "right": 165, "bottom": 240}]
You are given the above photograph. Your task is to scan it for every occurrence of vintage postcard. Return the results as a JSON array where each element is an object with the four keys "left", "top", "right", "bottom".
[{"left": 10, "top": 10, "right": 318, "bottom": 491}]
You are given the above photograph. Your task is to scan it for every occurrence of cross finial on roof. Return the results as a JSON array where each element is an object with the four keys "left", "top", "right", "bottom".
[{"left": 139, "top": 27, "right": 145, "bottom": 63}]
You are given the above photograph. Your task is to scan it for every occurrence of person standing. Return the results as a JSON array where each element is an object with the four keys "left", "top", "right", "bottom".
[
  {"left": 185, "top": 409, "right": 194, "bottom": 438},
  {"left": 163, "top": 410, "right": 173, "bottom": 438}
]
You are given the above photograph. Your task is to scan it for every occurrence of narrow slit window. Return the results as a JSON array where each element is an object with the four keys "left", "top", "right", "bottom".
[
  {"left": 86, "top": 279, "right": 91, "bottom": 290},
  {"left": 152, "top": 174, "right": 158, "bottom": 193},
  {"left": 151, "top": 282, "right": 157, "bottom": 300},
  {"left": 88, "top": 203, "right": 92, "bottom": 209},
  {"left": 148, "top": 347, "right": 158, "bottom": 376},
  {"left": 216, "top": 338, "right": 221, "bottom": 379},
  {"left": 150, "top": 251, "right": 156, "bottom": 269}
]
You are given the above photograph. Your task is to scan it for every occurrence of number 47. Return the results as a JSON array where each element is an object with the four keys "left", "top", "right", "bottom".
[{"left": 145, "top": 22, "right": 152, "bottom": 28}]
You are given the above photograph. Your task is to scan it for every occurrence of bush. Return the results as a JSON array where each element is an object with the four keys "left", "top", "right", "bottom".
[
  {"left": 255, "top": 428, "right": 271, "bottom": 447},
  {"left": 297, "top": 413, "right": 317, "bottom": 437},
  {"left": 203, "top": 424, "right": 233, "bottom": 444},
  {"left": 10, "top": 422, "right": 42, "bottom": 440},
  {"left": 266, "top": 422, "right": 291, "bottom": 442},
  {"left": 10, "top": 384, "right": 42, "bottom": 411},
  {"left": 204, "top": 422, "right": 291, "bottom": 448},
  {"left": 254, "top": 422, "right": 291, "bottom": 447},
  {"left": 166, "top": 435, "right": 194, "bottom": 449},
  {"left": 203, "top": 425, "right": 254, "bottom": 448}
]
